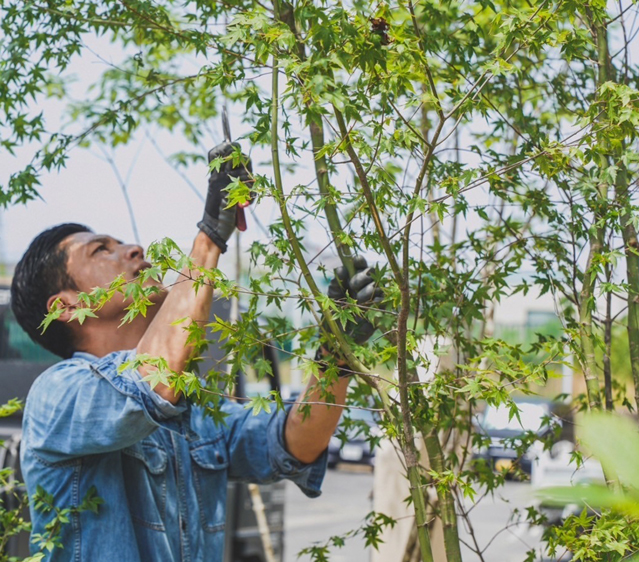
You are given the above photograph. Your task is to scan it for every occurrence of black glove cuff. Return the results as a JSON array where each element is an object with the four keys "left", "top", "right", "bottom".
[
  {"left": 197, "top": 220, "right": 228, "bottom": 253},
  {"left": 314, "top": 346, "right": 352, "bottom": 378}
]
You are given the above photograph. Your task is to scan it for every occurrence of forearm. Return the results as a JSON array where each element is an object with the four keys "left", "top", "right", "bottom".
[
  {"left": 284, "top": 373, "right": 350, "bottom": 464},
  {"left": 137, "top": 232, "right": 222, "bottom": 403},
  {"left": 284, "top": 255, "right": 381, "bottom": 464}
]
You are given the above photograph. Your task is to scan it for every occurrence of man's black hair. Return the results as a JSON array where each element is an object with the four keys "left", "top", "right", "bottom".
[{"left": 11, "top": 223, "right": 92, "bottom": 359}]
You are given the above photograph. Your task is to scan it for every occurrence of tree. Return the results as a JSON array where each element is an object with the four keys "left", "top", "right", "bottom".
[{"left": 2, "top": 0, "right": 639, "bottom": 560}]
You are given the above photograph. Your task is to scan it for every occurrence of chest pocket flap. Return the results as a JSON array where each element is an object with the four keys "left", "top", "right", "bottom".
[
  {"left": 190, "top": 441, "right": 228, "bottom": 470},
  {"left": 123, "top": 441, "right": 168, "bottom": 474}
]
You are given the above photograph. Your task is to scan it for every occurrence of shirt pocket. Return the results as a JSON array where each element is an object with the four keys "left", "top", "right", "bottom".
[
  {"left": 122, "top": 439, "right": 168, "bottom": 531},
  {"left": 189, "top": 440, "right": 229, "bottom": 533}
]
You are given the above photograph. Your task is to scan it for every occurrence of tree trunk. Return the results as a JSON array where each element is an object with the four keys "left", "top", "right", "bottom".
[
  {"left": 578, "top": 233, "right": 604, "bottom": 410},
  {"left": 592, "top": 17, "right": 639, "bottom": 410},
  {"left": 603, "top": 262, "right": 614, "bottom": 412},
  {"left": 423, "top": 430, "right": 462, "bottom": 562},
  {"left": 615, "top": 164, "right": 639, "bottom": 409}
]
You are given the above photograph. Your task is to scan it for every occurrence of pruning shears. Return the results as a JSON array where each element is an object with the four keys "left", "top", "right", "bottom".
[
  {"left": 222, "top": 106, "right": 250, "bottom": 232},
  {"left": 222, "top": 105, "right": 232, "bottom": 146}
]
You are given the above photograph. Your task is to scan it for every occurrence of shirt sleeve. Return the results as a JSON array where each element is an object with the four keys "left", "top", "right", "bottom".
[
  {"left": 24, "top": 350, "right": 191, "bottom": 463},
  {"left": 219, "top": 400, "right": 327, "bottom": 498}
]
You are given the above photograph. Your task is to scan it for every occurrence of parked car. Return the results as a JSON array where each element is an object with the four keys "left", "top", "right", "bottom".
[
  {"left": 530, "top": 439, "right": 605, "bottom": 526},
  {"left": 0, "top": 286, "right": 284, "bottom": 562},
  {"left": 327, "top": 407, "right": 380, "bottom": 469},
  {"left": 473, "top": 399, "right": 558, "bottom": 475}
]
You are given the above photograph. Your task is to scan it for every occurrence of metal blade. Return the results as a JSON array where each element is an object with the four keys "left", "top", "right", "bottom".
[{"left": 222, "top": 105, "right": 232, "bottom": 143}]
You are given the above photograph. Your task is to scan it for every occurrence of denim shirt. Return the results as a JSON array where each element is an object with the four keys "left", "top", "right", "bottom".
[{"left": 21, "top": 350, "right": 327, "bottom": 562}]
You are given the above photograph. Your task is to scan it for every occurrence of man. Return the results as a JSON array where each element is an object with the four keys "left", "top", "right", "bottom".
[{"left": 10, "top": 143, "right": 379, "bottom": 561}]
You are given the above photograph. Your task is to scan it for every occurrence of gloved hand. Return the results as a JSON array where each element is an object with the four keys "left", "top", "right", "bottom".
[
  {"left": 326, "top": 255, "right": 384, "bottom": 345},
  {"left": 197, "top": 142, "right": 253, "bottom": 253},
  {"left": 316, "top": 256, "right": 384, "bottom": 376}
]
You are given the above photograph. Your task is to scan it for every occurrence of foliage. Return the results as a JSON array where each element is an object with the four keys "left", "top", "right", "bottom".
[
  {"left": 0, "top": 400, "right": 28, "bottom": 561},
  {"left": 297, "top": 511, "right": 397, "bottom": 561},
  {"left": 27, "top": 485, "right": 103, "bottom": 561},
  {"left": 540, "top": 413, "right": 639, "bottom": 561},
  {"left": 545, "top": 510, "right": 639, "bottom": 562},
  {"left": 2, "top": 0, "right": 639, "bottom": 560},
  {"left": 0, "top": 400, "right": 104, "bottom": 561}
]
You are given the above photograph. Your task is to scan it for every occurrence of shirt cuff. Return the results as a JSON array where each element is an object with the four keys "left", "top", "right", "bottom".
[{"left": 267, "top": 407, "right": 328, "bottom": 498}]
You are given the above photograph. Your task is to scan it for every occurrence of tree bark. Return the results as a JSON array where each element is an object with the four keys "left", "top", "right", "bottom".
[
  {"left": 614, "top": 164, "right": 639, "bottom": 409},
  {"left": 578, "top": 231, "right": 604, "bottom": 410},
  {"left": 603, "top": 264, "right": 614, "bottom": 412},
  {"left": 423, "top": 430, "right": 462, "bottom": 562}
]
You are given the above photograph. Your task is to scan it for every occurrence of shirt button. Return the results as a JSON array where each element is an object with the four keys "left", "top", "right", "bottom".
[
  {"left": 181, "top": 519, "right": 187, "bottom": 531},
  {"left": 215, "top": 452, "right": 224, "bottom": 464}
]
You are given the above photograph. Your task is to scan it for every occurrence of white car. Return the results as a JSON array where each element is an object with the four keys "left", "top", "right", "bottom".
[{"left": 531, "top": 440, "right": 605, "bottom": 524}]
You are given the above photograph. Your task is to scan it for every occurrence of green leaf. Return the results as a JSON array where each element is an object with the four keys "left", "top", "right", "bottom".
[
  {"left": 581, "top": 413, "right": 639, "bottom": 490},
  {"left": 0, "top": 398, "right": 23, "bottom": 418},
  {"left": 141, "top": 369, "right": 172, "bottom": 390},
  {"left": 245, "top": 395, "right": 272, "bottom": 416},
  {"left": 224, "top": 177, "right": 252, "bottom": 208},
  {"left": 70, "top": 307, "right": 99, "bottom": 325},
  {"left": 538, "top": 485, "right": 639, "bottom": 517},
  {"left": 39, "top": 298, "right": 64, "bottom": 334}
]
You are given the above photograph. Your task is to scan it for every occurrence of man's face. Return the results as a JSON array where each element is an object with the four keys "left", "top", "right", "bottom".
[{"left": 60, "top": 232, "right": 165, "bottom": 320}]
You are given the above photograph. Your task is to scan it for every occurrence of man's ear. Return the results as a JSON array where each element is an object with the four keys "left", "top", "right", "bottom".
[{"left": 46, "top": 290, "right": 78, "bottom": 323}]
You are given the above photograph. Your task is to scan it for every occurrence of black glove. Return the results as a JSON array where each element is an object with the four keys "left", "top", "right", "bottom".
[
  {"left": 326, "top": 255, "right": 384, "bottom": 345},
  {"left": 316, "top": 256, "right": 384, "bottom": 377},
  {"left": 197, "top": 142, "right": 253, "bottom": 253}
]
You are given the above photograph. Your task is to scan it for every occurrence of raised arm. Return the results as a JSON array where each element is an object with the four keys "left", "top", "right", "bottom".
[
  {"left": 138, "top": 143, "right": 252, "bottom": 404},
  {"left": 284, "top": 366, "right": 350, "bottom": 464},
  {"left": 137, "top": 233, "right": 221, "bottom": 404},
  {"left": 285, "top": 257, "right": 383, "bottom": 463}
]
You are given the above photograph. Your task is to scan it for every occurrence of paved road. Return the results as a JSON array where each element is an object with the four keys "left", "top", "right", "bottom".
[
  {"left": 283, "top": 468, "right": 553, "bottom": 562},
  {"left": 458, "top": 481, "right": 544, "bottom": 562},
  {"left": 284, "top": 466, "right": 374, "bottom": 562}
]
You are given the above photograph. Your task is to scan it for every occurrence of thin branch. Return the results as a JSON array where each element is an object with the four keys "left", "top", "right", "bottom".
[
  {"left": 333, "top": 109, "right": 403, "bottom": 282},
  {"left": 97, "top": 144, "right": 142, "bottom": 244},
  {"left": 144, "top": 130, "right": 205, "bottom": 202}
]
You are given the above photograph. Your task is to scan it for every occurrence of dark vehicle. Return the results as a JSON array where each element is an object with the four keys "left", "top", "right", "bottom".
[
  {"left": 327, "top": 407, "right": 380, "bottom": 469},
  {"left": 473, "top": 399, "right": 556, "bottom": 475},
  {"left": 0, "top": 284, "right": 59, "bottom": 558},
  {"left": 0, "top": 286, "right": 285, "bottom": 562}
]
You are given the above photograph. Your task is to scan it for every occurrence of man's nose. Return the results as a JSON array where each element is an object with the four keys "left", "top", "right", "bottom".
[{"left": 124, "top": 244, "right": 144, "bottom": 261}]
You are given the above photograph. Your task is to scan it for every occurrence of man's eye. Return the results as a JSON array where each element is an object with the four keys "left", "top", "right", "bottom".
[{"left": 93, "top": 244, "right": 107, "bottom": 254}]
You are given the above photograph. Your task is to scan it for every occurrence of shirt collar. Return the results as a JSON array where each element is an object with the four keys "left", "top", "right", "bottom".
[
  {"left": 72, "top": 351, "right": 100, "bottom": 362},
  {"left": 72, "top": 349, "right": 136, "bottom": 365}
]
